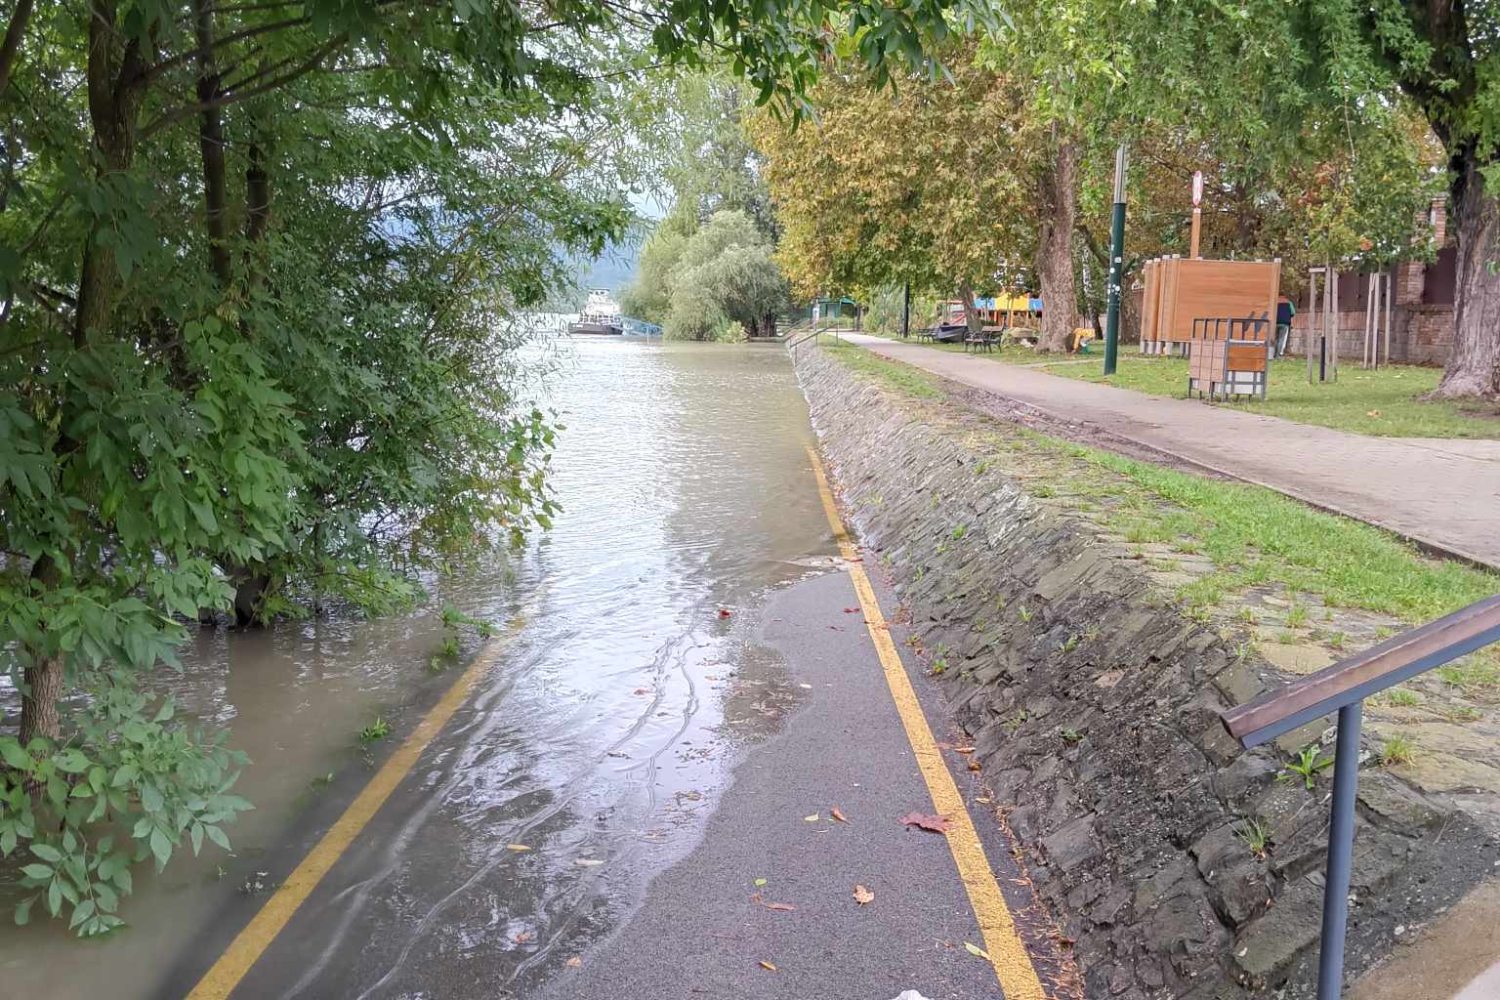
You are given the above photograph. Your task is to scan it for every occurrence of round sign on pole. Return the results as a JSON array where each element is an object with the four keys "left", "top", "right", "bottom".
[{"left": 1192, "top": 170, "right": 1204, "bottom": 207}]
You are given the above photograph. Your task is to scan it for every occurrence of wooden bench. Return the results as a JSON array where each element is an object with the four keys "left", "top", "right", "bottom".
[{"left": 1187, "top": 315, "right": 1271, "bottom": 400}]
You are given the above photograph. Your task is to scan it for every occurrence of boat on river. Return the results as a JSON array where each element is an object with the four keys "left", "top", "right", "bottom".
[{"left": 568, "top": 289, "right": 625, "bottom": 336}]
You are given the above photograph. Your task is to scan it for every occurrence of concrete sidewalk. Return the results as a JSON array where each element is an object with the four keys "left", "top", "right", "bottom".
[{"left": 840, "top": 334, "right": 1500, "bottom": 570}]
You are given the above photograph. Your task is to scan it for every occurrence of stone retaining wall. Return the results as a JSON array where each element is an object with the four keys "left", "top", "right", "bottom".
[{"left": 796, "top": 346, "right": 1494, "bottom": 999}]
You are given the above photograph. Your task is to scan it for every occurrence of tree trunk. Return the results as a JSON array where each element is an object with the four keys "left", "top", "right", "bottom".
[
  {"left": 193, "top": 0, "right": 232, "bottom": 285},
  {"left": 1433, "top": 145, "right": 1500, "bottom": 399},
  {"left": 0, "top": 0, "right": 35, "bottom": 97},
  {"left": 75, "top": 3, "right": 144, "bottom": 343},
  {"left": 20, "top": 655, "right": 64, "bottom": 743},
  {"left": 233, "top": 567, "right": 273, "bottom": 627},
  {"left": 1037, "top": 141, "right": 1079, "bottom": 353},
  {"left": 958, "top": 280, "right": 982, "bottom": 335}
]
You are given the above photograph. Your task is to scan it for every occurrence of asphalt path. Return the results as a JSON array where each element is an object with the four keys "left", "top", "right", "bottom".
[{"left": 537, "top": 567, "right": 1043, "bottom": 1000}]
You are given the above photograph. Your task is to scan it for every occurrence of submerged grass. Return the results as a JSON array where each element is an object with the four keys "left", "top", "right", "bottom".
[{"left": 821, "top": 341, "right": 1500, "bottom": 627}]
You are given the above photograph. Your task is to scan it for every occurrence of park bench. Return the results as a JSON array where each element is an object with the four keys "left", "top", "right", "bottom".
[
  {"left": 964, "top": 326, "right": 1007, "bottom": 353},
  {"left": 1186, "top": 315, "right": 1271, "bottom": 400}
]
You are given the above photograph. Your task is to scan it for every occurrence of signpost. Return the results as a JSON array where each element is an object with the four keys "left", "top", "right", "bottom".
[
  {"left": 1103, "top": 144, "right": 1127, "bottom": 376},
  {"left": 1190, "top": 170, "right": 1204, "bottom": 259}
]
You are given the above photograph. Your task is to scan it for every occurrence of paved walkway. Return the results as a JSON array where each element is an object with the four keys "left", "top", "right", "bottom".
[{"left": 840, "top": 335, "right": 1500, "bottom": 571}]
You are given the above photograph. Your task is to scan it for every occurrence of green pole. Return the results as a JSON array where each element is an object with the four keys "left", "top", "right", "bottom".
[{"left": 1103, "top": 143, "right": 1127, "bottom": 376}]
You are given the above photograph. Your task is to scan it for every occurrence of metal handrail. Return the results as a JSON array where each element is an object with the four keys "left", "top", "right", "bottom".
[
  {"left": 1220, "top": 593, "right": 1500, "bottom": 998},
  {"left": 786, "top": 329, "right": 823, "bottom": 353}
]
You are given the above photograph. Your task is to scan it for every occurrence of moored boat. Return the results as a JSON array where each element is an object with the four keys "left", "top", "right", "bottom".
[{"left": 568, "top": 289, "right": 625, "bottom": 335}]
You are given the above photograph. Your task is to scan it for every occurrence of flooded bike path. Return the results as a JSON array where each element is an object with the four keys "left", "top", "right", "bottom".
[{"left": 170, "top": 338, "right": 836, "bottom": 998}]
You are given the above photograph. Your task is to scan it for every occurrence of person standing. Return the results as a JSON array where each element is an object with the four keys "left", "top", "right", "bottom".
[{"left": 1274, "top": 294, "right": 1296, "bottom": 357}]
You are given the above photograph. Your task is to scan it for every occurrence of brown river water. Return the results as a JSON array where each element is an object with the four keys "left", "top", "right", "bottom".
[{"left": 0, "top": 338, "right": 837, "bottom": 998}]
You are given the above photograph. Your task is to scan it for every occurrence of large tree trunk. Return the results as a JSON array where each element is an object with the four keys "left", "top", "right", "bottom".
[
  {"left": 1433, "top": 145, "right": 1500, "bottom": 399},
  {"left": 958, "top": 280, "right": 982, "bottom": 335},
  {"left": 1037, "top": 141, "right": 1079, "bottom": 353},
  {"left": 20, "top": 655, "right": 64, "bottom": 743}
]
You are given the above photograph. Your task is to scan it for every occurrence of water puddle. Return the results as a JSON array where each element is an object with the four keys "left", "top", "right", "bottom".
[{"left": 0, "top": 339, "right": 835, "bottom": 999}]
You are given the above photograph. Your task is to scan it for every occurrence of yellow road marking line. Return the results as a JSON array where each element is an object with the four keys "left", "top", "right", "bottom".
[
  {"left": 807, "top": 445, "right": 1048, "bottom": 1000},
  {"left": 187, "top": 632, "right": 515, "bottom": 999}
]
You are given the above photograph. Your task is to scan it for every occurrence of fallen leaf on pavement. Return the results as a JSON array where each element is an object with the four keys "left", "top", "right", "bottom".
[
  {"left": 764, "top": 901, "right": 796, "bottom": 912},
  {"left": 843, "top": 607, "right": 860, "bottom": 614},
  {"left": 574, "top": 858, "right": 605, "bottom": 867},
  {"left": 853, "top": 884, "right": 874, "bottom": 905},
  {"left": 566, "top": 957, "right": 582, "bottom": 968},
  {"left": 952, "top": 746, "right": 976, "bottom": 754},
  {"left": 717, "top": 609, "right": 732, "bottom": 618},
  {"left": 506, "top": 844, "right": 532, "bottom": 852},
  {"left": 967, "top": 760, "right": 981, "bottom": 772},
  {"left": 830, "top": 806, "right": 848, "bottom": 823},
  {"left": 804, "top": 813, "right": 820, "bottom": 822},
  {"left": 632, "top": 687, "right": 649, "bottom": 695},
  {"left": 753, "top": 877, "right": 768, "bottom": 887},
  {"left": 964, "top": 941, "right": 991, "bottom": 961},
  {"left": 759, "top": 960, "right": 777, "bottom": 972},
  {"left": 514, "top": 931, "right": 534, "bottom": 944},
  {"left": 899, "top": 812, "right": 951, "bottom": 834}
]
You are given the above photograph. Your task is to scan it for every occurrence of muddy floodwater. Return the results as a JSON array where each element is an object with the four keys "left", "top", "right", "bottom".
[{"left": 1, "top": 338, "right": 836, "bottom": 999}]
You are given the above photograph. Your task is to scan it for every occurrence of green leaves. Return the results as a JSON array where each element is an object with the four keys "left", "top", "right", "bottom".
[{"left": 0, "top": 677, "right": 249, "bottom": 935}]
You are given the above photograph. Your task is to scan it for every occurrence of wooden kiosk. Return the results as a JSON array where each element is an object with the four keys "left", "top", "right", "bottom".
[{"left": 1138, "top": 256, "right": 1282, "bottom": 356}]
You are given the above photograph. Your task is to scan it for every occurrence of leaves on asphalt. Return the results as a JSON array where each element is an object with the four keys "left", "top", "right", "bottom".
[
  {"left": 830, "top": 806, "right": 848, "bottom": 823},
  {"left": 759, "top": 960, "right": 777, "bottom": 972},
  {"left": 804, "top": 813, "right": 819, "bottom": 822},
  {"left": 853, "top": 884, "right": 874, "bottom": 905},
  {"left": 753, "top": 877, "right": 768, "bottom": 887},
  {"left": 717, "top": 609, "right": 732, "bottom": 619},
  {"left": 505, "top": 844, "right": 532, "bottom": 852},
  {"left": 966, "top": 759, "right": 981, "bottom": 772},
  {"left": 964, "top": 941, "right": 991, "bottom": 961},
  {"left": 899, "top": 811, "right": 951, "bottom": 834},
  {"left": 566, "top": 957, "right": 583, "bottom": 968}
]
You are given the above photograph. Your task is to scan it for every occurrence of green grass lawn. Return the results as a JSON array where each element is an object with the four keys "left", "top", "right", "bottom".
[
  {"left": 1028, "top": 354, "right": 1500, "bottom": 439},
  {"left": 860, "top": 328, "right": 1500, "bottom": 438},
  {"left": 823, "top": 341, "right": 1500, "bottom": 627}
]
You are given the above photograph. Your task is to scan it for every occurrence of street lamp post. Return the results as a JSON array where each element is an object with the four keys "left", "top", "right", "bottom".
[{"left": 1103, "top": 144, "right": 1127, "bottom": 376}]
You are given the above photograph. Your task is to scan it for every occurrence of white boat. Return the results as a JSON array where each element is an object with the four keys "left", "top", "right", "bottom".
[{"left": 568, "top": 289, "right": 624, "bottom": 336}]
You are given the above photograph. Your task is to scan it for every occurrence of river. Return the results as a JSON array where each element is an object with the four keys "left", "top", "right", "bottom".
[{"left": 0, "top": 337, "right": 836, "bottom": 998}]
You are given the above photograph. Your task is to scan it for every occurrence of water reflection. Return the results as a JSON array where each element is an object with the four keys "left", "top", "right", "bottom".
[{"left": 0, "top": 338, "right": 834, "bottom": 999}]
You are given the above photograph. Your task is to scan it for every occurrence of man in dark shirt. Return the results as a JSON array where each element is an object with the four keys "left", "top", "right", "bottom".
[{"left": 1274, "top": 295, "right": 1295, "bottom": 357}]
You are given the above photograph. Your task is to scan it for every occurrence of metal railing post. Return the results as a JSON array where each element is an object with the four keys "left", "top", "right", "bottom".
[{"left": 1318, "top": 700, "right": 1363, "bottom": 999}]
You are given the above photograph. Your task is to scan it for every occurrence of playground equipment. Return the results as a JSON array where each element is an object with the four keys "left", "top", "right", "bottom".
[
  {"left": 1139, "top": 256, "right": 1282, "bottom": 356},
  {"left": 1186, "top": 316, "right": 1272, "bottom": 400},
  {"left": 1306, "top": 265, "right": 1339, "bottom": 383}
]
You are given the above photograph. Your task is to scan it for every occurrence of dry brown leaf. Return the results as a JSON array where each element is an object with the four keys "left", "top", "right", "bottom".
[
  {"left": 764, "top": 901, "right": 797, "bottom": 912},
  {"left": 505, "top": 844, "right": 532, "bottom": 852},
  {"left": 967, "top": 760, "right": 982, "bottom": 772},
  {"left": 758, "top": 960, "right": 777, "bottom": 972},
  {"left": 830, "top": 806, "right": 848, "bottom": 823},
  {"left": 514, "top": 931, "right": 534, "bottom": 944},
  {"left": 565, "top": 957, "right": 582, "bottom": 968},
  {"left": 952, "top": 746, "right": 976, "bottom": 754},
  {"left": 853, "top": 884, "right": 874, "bottom": 905},
  {"left": 899, "top": 811, "right": 952, "bottom": 834}
]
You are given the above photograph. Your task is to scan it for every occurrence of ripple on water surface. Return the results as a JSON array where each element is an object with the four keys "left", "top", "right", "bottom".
[{"left": 0, "top": 338, "right": 836, "bottom": 1000}]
